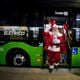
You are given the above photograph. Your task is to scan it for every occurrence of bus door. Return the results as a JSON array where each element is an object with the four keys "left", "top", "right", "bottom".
[
  {"left": 43, "top": 11, "right": 72, "bottom": 68},
  {"left": 71, "top": 14, "right": 80, "bottom": 67}
]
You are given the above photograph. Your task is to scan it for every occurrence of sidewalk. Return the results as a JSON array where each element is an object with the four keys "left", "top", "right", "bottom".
[{"left": 0, "top": 67, "right": 80, "bottom": 80}]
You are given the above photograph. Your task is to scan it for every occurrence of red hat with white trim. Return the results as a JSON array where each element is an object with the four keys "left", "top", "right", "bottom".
[{"left": 50, "top": 19, "right": 56, "bottom": 25}]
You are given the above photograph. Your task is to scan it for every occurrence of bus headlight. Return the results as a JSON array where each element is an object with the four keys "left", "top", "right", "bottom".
[{"left": 37, "top": 59, "right": 41, "bottom": 62}]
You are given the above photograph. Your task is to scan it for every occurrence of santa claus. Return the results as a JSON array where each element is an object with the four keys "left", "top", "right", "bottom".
[
  {"left": 58, "top": 25, "right": 67, "bottom": 64},
  {"left": 43, "top": 20, "right": 63, "bottom": 73},
  {"left": 43, "top": 19, "right": 57, "bottom": 51},
  {"left": 43, "top": 19, "right": 56, "bottom": 67}
]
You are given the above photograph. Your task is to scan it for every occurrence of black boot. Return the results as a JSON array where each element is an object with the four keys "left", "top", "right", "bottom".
[
  {"left": 55, "top": 65, "right": 59, "bottom": 70},
  {"left": 49, "top": 69, "right": 53, "bottom": 73},
  {"left": 54, "top": 63, "right": 59, "bottom": 70}
]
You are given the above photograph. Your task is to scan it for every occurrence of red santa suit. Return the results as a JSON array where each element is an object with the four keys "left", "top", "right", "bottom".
[
  {"left": 58, "top": 25, "right": 67, "bottom": 63},
  {"left": 58, "top": 25, "right": 67, "bottom": 53},
  {"left": 62, "top": 22, "right": 69, "bottom": 53},
  {"left": 44, "top": 24, "right": 63, "bottom": 70},
  {"left": 63, "top": 22, "right": 69, "bottom": 31},
  {"left": 47, "top": 30, "right": 63, "bottom": 67},
  {"left": 44, "top": 20, "right": 62, "bottom": 70},
  {"left": 60, "top": 34, "right": 67, "bottom": 53},
  {"left": 43, "top": 23, "right": 52, "bottom": 51},
  {"left": 43, "top": 19, "right": 57, "bottom": 52}
]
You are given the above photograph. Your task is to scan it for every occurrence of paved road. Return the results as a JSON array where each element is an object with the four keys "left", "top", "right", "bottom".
[{"left": 0, "top": 66, "right": 80, "bottom": 80}]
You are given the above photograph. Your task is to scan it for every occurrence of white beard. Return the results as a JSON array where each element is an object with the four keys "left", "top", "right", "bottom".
[{"left": 52, "top": 30, "right": 63, "bottom": 37}]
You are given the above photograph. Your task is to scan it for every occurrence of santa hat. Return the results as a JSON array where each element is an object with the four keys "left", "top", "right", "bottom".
[{"left": 50, "top": 19, "right": 56, "bottom": 25}]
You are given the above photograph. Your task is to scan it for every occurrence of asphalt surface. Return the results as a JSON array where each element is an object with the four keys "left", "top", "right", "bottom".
[{"left": 0, "top": 66, "right": 80, "bottom": 80}]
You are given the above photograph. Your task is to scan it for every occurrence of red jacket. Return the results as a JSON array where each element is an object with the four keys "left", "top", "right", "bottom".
[{"left": 43, "top": 31, "right": 53, "bottom": 51}]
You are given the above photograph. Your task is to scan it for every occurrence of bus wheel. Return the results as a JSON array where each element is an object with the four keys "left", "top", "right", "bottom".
[
  {"left": 7, "top": 49, "right": 30, "bottom": 67},
  {"left": 13, "top": 53, "right": 27, "bottom": 67}
]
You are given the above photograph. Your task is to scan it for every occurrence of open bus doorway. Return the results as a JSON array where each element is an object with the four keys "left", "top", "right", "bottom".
[{"left": 43, "top": 11, "right": 72, "bottom": 68}]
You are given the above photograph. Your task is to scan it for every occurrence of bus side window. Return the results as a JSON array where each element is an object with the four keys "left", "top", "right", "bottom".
[
  {"left": 38, "top": 29, "right": 43, "bottom": 42},
  {"left": 29, "top": 31, "right": 33, "bottom": 40},
  {"left": 72, "top": 29, "right": 76, "bottom": 42}
]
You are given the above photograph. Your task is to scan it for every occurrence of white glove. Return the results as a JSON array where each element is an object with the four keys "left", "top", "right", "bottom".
[
  {"left": 44, "top": 24, "right": 51, "bottom": 32},
  {"left": 48, "top": 46, "right": 51, "bottom": 51}
]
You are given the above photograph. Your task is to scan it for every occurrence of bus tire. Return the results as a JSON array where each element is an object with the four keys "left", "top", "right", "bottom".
[{"left": 6, "top": 48, "right": 31, "bottom": 67}]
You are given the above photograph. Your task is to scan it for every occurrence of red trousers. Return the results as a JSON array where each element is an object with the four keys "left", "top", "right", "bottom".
[{"left": 47, "top": 51, "right": 60, "bottom": 65}]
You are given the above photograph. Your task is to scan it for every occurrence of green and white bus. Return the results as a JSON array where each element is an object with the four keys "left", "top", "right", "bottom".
[
  {"left": 0, "top": 26, "right": 44, "bottom": 67},
  {"left": 0, "top": 8, "right": 80, "bottom": 68}
]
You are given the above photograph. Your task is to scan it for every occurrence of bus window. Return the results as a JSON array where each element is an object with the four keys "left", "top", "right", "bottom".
[
  {"left": 72, "top": 14, "right": 80, "bottom": 44},
  {"left": 72, "top": 28, "right": 80, "bottom": 42},
  {"left": 76, "top": 14, "right": 80, "bottom": 27},
  {"left": 28, "top": 27, "right": 43, "bottom": 46},
  {"left": 0, "top": 26, "right": 29, "bottom": 41}
]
